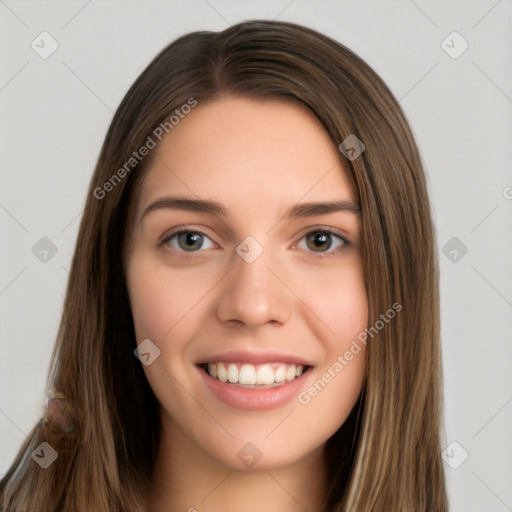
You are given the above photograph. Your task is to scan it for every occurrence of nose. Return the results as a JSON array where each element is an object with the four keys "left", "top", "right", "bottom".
[{"left": 215, "top": 247, "right": 292, "bottom": 329}]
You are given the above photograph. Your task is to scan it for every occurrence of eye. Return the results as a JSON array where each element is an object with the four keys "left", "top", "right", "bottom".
[
  {"left": 295, "top": 229, "right": 349, "bottom": 255},
  {"left": 161, "top": 230, "right": 216, "bottom": 252}
]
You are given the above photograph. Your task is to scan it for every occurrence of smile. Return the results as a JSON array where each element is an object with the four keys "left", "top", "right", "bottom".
[
  {"left": 197, "top": 360, "right": 313, "bottom": 411},
  {"left": 200, "top": 362, "right": 309, "bottom": 387}
]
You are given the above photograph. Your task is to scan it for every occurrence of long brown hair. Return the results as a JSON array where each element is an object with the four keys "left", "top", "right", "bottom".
[{"left": 0, "top": 20, "right": 447, "bottom": 511}]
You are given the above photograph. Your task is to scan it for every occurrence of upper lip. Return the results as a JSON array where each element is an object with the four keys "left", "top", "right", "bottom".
[{"left": 197, "top": 349, "right": 313, "bottom": 367}]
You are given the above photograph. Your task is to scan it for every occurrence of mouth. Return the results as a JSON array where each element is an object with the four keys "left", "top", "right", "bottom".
[
  {"left": 196, "top": 353, "right": 315, "bottom": 410},
  {"left": 197, "top": 362, "right": 313, "bottom": 389}
]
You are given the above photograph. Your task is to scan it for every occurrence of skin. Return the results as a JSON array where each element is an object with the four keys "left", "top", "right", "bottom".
[{"left": 125, "top": 96, "right": 368, "bottom": 512}]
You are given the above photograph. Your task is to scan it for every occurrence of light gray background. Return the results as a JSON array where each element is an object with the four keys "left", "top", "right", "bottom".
[{"left": 1, "top": 1, "right": 511, "bottom": 510}]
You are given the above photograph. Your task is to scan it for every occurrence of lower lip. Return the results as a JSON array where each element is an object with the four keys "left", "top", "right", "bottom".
[{"left": 198, "top": 366, "right": 311, "bottom": 411}]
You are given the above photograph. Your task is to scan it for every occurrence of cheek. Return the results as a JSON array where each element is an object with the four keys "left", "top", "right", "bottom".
[
  {"left": 126, "top": 257, "right": 210, "bottom": 406},
  {"left": 290, "top": 259, "right": 367, "bottom": 418},
  {"left": 296, "top": 277, "right": 367, "bottom": 437},
  {"left": 296, "top": 258, "right": 368, "bottom": 347},
  {"left": 127, "top": 256, "right": 212, "bottom": 342},
  {"left": 323, "top": 277, "right": 368, "bottom": 341},
  {"left": 128, "top": 273, "right": 173, "bottom": 341}
]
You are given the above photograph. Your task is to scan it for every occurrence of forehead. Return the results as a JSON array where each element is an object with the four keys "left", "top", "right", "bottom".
[{"left": 138, "top": 96, "right": 355, "bottom": 214}]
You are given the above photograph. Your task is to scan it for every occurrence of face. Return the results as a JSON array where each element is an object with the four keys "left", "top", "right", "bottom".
[{"left": 126, "top": 96, "right": 367, "bottom": 471}]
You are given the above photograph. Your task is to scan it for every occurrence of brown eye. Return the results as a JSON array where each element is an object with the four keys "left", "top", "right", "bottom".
[
  {"left": 306, "top": 231, "right": 333, "bottom": 252},
  {"left": 295, "top": 229, "right": 349, "bottom": 255}
]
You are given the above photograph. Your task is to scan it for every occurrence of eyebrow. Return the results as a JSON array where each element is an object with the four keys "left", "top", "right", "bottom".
[{"left": 140, "top": 196, "right": 360, "bottom": 223}]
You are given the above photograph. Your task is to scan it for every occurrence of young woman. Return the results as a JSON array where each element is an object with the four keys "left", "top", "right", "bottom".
[{"left": 0, "top": 20, "right": 447, "bottom": 511}]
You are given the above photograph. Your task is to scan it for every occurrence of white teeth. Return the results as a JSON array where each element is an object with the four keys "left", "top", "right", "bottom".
[
  {"left": 239, "top": 364, "right": 256, "bottom": 385},
  {"left": 204, "top": 362, "right": 307, "bottom": 386},
  {"left": 217, "top": 363, "right": 228, "bottom": 382},
  {"left": 256, "top": 364, "right": 274, "bottom": 385},
  {"left": 227, "top": 363, "right": 238, "bottom": 384},
  {"left": 285, "top": 365, "right": 296, "bottom": 382},
  {"left": 207, "top": 363, "right": 217, "bottom": 379},
  {"left": 274, "top": 365, "right": 286, "bottom": 383}
]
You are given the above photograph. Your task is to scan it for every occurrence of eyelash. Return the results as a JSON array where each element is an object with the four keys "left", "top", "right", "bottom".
[{"left": 158, "top": 226, "right": 351, "bottom": 260}]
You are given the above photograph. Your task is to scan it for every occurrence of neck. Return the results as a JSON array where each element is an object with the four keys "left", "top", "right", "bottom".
[{"left": 147, "top": 418, "right": 328, "bottom": 512}]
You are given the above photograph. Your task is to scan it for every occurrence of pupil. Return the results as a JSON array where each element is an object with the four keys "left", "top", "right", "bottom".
[
  {"left": 179, "top": 232, "right": 202, "bottom": 251},
  {"left": 308, "top": 232, "right": 331, "bottom": 251}
]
